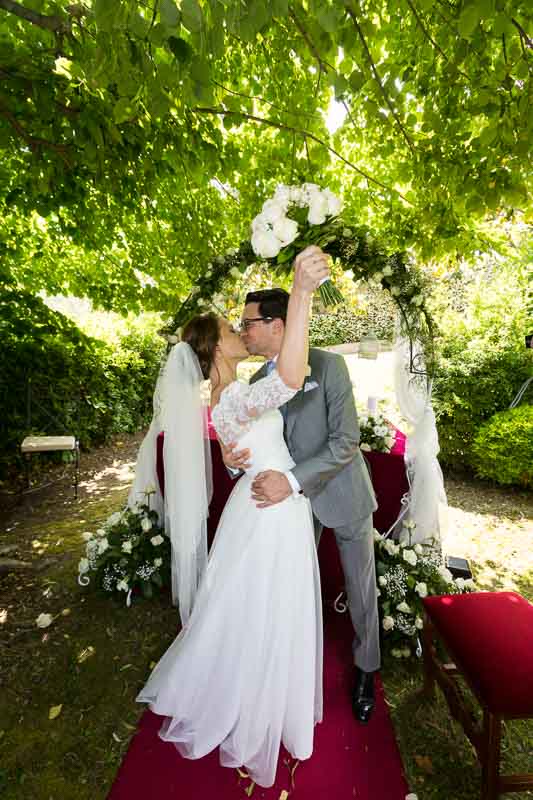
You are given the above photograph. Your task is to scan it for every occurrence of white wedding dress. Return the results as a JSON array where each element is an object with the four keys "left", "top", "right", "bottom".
[{"left": 137, "top": 370, "right": 323, "bottom": 788}]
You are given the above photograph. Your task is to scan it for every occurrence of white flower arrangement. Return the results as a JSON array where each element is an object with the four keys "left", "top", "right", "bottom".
[
  {"left": 359, "top": 413, "right": 396, "bottom": 453},
  {"left": 249, "top": 183, "right": 344, "bottom": 306},
  {"left": 77, "top": 490, "right": 170, "bottom": 603},
  {"left": 374, "top": 524, "right": 475, "bottom": 657}
]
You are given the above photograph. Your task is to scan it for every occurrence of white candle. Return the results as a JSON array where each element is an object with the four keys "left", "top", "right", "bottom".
[{"left": 367, "top": 396, "right": 378, "bottom": 415}]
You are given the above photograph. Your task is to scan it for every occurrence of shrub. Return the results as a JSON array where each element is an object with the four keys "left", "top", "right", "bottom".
[
  {"left": 0, "top": 286, "right": 165, "bottom": 480},
  {"left": 471, "top": 404, "right": 533, "bottom": 488},
  {"left": 309, "top": 305, "right": 395, "bottom": 348},
  {"left": 433, "top": 342, "right": 532, "bottom": 471}
]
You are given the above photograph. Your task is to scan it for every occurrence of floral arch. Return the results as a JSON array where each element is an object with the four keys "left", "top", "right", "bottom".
[{"left": 159, "top": 190, "right": 444, "bottom": 547}]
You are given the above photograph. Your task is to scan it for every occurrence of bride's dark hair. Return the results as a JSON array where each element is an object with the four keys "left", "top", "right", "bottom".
[{"left": 181, "top": 312, "right": 220, "bottom": 381}]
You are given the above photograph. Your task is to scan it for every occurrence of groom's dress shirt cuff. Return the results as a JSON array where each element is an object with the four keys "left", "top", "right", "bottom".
[
  {"left": 285, "top": 470, "right": 302, "bottom": 496},
  {"left": 228, "top": 466, "right": 241, "bottom": 476}
]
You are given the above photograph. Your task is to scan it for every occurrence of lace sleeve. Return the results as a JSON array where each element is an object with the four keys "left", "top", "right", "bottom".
[{"left": 212, "top": 369, "right": 298, "bottom": 444}]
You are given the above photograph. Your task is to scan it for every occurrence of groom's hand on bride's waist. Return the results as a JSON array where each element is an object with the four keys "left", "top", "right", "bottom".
[
  {"left": 221, "top": 441, "right": 251, "bottom": 471},
  {"left": 251, "top": 471, "right": 292, "bottom": 508}
]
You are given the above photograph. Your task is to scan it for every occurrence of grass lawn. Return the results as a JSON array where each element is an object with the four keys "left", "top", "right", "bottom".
[{"left": 1, "top": 434, "right": 532, "bottom": 799}]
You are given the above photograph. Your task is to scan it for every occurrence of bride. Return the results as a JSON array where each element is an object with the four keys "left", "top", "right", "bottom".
[{"left": 137, "top": 245, "right": 329, "bottom": 788}]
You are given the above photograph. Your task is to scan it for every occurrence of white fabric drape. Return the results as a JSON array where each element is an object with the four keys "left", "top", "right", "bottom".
[
  {"left": 128, "top": 343, "right": 213, "bottom": 624},
  {"left": 393, "top": 338, "right": 447, "bottom": 546}
]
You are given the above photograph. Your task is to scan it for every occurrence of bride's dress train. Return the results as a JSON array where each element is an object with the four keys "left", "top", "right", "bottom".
[{"left": 137, "top": 371, "right": 323, "bottom": 788}]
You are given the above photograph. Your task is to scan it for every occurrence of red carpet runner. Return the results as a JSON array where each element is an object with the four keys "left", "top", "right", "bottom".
[{"left": 108, "top": 608, "right": 409, "bottom": 800}]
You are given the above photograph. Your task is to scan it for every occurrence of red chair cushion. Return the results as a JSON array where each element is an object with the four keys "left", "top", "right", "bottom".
[{"left": 423, "top": 592, "right": 533, "bottom": 716}]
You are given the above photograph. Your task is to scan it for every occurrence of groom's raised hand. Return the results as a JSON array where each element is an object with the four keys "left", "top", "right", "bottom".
[{"left": 251, "top": 470, "right": 292, "bottom": 508}]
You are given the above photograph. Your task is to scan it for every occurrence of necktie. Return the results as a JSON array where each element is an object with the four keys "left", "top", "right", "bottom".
[{"left": 266, "top": 359, "right": 276, "bottom": 374}]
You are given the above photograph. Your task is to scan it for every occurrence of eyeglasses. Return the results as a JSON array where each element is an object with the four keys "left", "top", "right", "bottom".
[{"left": 238, "top": 316, "right": 274, "bottom": 332}]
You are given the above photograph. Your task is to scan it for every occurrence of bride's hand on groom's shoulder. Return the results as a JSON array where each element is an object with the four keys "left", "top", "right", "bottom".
[
  {"left": 293, "top": 246, "right": 329, "bottom": 294},
  {"left": 220, "top": 440, "right": 251, "bottom": 471}
]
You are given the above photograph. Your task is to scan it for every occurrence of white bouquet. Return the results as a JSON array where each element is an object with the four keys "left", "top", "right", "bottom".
[
  {"left": 359, "top": 413, "right": 396, "bottom": 453},
  {"left": 250, "top": 183, "right": 344, "bottom": 306}
]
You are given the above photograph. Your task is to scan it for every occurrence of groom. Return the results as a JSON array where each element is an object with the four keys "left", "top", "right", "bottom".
[{"left": 223, "top": 287, "right": 381, "bottom": 723}]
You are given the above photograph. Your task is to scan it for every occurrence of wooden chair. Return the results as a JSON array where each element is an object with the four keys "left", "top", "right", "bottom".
[{"left": 422, "top": 591, "right": 533, "bottom": 800}]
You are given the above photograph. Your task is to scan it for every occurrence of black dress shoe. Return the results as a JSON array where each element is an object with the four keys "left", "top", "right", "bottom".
[{"left": 352, "top": 667, "right": 375, "bottom": 724}]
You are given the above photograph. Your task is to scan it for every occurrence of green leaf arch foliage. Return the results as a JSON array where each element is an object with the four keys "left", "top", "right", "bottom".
[{"left": 163, "top": 220, "right": 437, "bottom": 378}]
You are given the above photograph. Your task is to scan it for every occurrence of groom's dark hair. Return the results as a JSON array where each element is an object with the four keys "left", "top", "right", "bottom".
[{"left": 244, "top": 288, "right": 289, "bottom": 323}]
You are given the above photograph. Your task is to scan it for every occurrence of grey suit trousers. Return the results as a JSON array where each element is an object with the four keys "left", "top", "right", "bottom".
[{"left": 314, "top": 515, "right": 381, "bottom": 673}]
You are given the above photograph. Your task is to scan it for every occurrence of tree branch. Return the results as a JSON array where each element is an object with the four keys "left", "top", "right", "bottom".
[
  {"left": 212, "top": 79, "right": 316, "bottom": 120},
  {"left": 511, "top": 18, "right": 533, "bottom": 49},
  {"left": 190, "top": 106, "right": 411, "bottom": 203},
  {"left": 289, "top": 8, "right": 335, "bottom": 73},
  {"left": 0, "top": 0, "right": 70, "bottom": 33},
  {"left": 346, "top": 2, "right": 415, "bottom": 154},
  {"left": 0, "top": 104, "right": 71, "bottom": 165},
  {"left": 405, "top": 0, "right": 473, "bottom": 81}
]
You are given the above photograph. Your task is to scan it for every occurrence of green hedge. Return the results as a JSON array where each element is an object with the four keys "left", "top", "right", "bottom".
[
  {"left": 0, "top": 286, "right": 164, "bottom": 480},
  {"left": 471, "top": 404, "right": 533, "bottom": 488},
  {"left": 433, "top": 340, "right": 532, "bottom": 472},
  {"left": 309, "top": 305, "right": 395, "bottom": 348}
]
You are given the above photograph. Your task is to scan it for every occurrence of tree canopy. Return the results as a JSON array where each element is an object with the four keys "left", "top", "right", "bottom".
[{"left": 0, "top": 0, "right": 531, "bottom": 314}]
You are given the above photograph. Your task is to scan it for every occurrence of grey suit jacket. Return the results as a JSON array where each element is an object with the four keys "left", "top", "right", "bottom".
[{"left": 251, "top": 348, "right": 377, "bottom": 530}]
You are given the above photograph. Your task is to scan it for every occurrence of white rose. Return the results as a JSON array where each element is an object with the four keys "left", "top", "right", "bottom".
[
  {"left": 289, "top": 186, "right": 305, "bottom": 204},
  {"left": 391, "top": 286, "right": 401, "bottom": 296},
  {"left": 107, "top": 511, "right": 122, "bottom": 526},
  {"left": 396, "top": 601, "right": 412, "bottom": 614},
  {"left": 229, "top": 267, "right": 241, "bottom": 280},
  {"left": 382, "top": 616, "right": 395, "bottom": 631},
  {"left": 144, "top": 484, "right": 157, "bottom": 495},
  {"left": 378, "top": 576, "right": 387, "bottom": 586},
  {"left": 151, "top": 535, "right": 164, "bottom": 547},
  {"left": 82, "top": 532, "right": 93, "bottom": 542},
  {"left": 383, "top": 265, "right": 393, "bottom": 276},
  {"left": 117, "top": 579, "right": 129, "bottom": 592},
  {"left": 96, "top": 528, "right": 106, "bottom": 538},
  {"left": 226, "top": 247, "right": 238, "bottom": 256},
  {"left": 438, "top": 566, "right": 454, "bottom": 584},
  {"left": 384, "top": 540, "right": 400, "bottom": 556},
  {"left": 78, "top": 557, "right": 90, "bottom": 574},
  {"left": 406, "top": 794, "right": 419, "bottom": 800},
  {"left": 261, "top": 198, "right": 286, "bottom": 223},
  {"left": 97, "top": 537, "right": 109, "bottom": 554},
  {"left": 415, "top": 616, "right": 424, "bottom": 630},
  {"left": 359, "top": 416, "right": 368, "bottom": 426},
  {"left": 403, "top": 549, "right": 418, "bottom": 567},
  {"left": 415, "top": 582, "right": 428, "bottom": 598},
  {"left": 154, "top": 558, "right": 163, "bottom": 568},
  {"left": 323, "top": 188, "right": 342, "bottom": 216},
  {"left": 360, "top": 443, "right": 372, "bottom": 452},
  {"left": 385, "top": 436, "right": 395, "bottom": 448},
  {"left": 414, "top": 544, "right": 423, "bottom": 555},
  {"left": 307, "top": 194, "right": 328, "bottom": 225},
  {"left": 455, "top": 577, "right": 465, "bottom": 591},
  {"left": 273, "top": 184, "right": 291, "bottom": 203},
  {"left": 404, "top": 520, "right": 416, "bottom": 530},
  {"left": 272, "top": 216, "right": 299, "bottom": 246},
  {"left": 36, "top": 613, "right": 53, "bottom": 628},
  {"left": 251, "top": 214, "right": 269, "bottom": 234},
  {"left": 391, "top": 648, "right": 403, "bottom": 658},
  {"left": 401, "top": 647, "right": 411, "bottom": 658},
  {"left": 373, "top": 529, "right": 383, "bottom": 542},
  {"left": 122, "top": 540, "right": 133, "bottom": 554},
  {"left": 141, "top": 517, "right": 152, "bottom": 533},
  {"left": 251, "top": 229, "right": 282, "bottom": 259}
]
